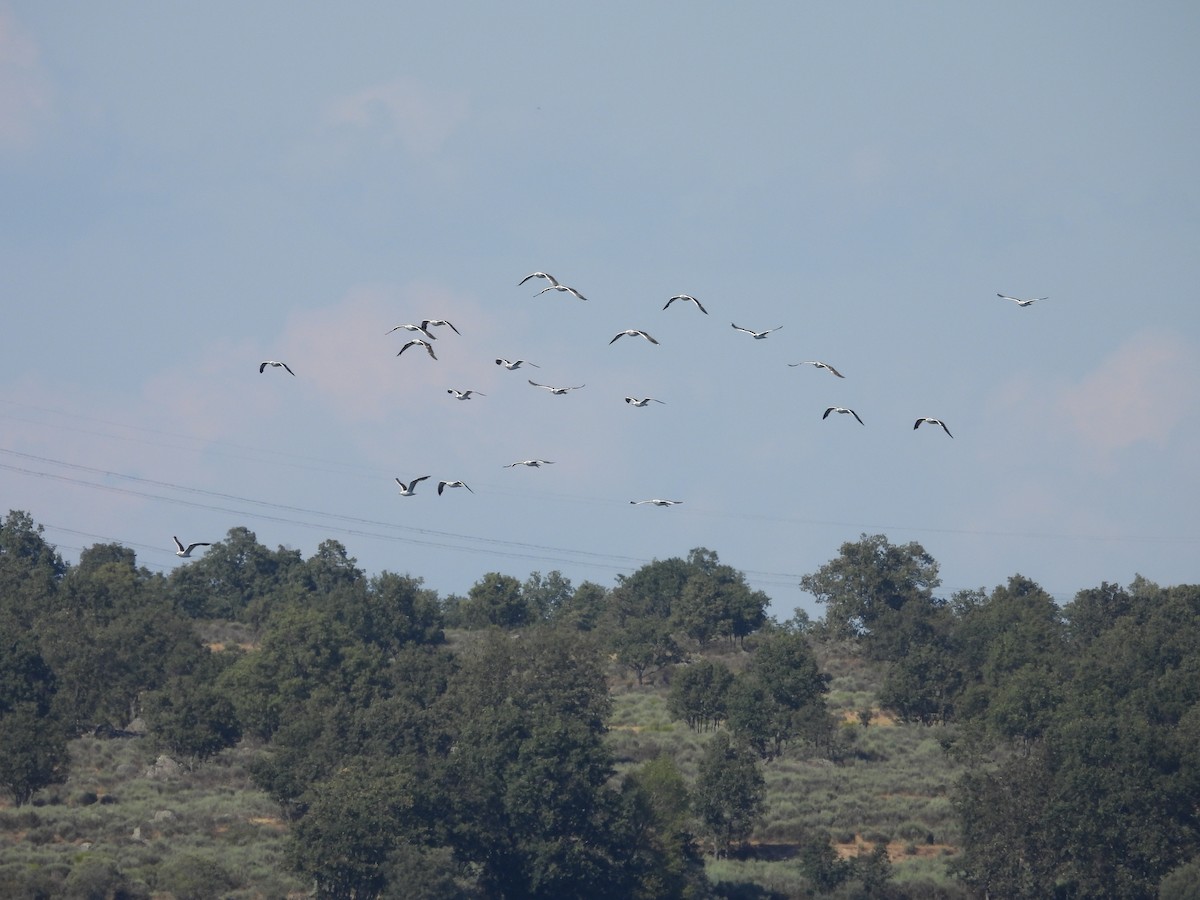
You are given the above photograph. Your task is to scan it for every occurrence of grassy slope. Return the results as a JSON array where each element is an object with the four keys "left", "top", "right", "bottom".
[
  {"left": 0, "top": 736, "right": 306, "bottom": 899},
  {"left": 606, "top": 640, "right": 967, "bottom": 896},
  {"left": 0, "top": 634, "right": 965, "bottom": 898}
]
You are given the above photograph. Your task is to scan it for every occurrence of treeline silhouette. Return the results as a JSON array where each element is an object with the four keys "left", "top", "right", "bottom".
[{"left": 2, "top": 511, "right": 1198, "bottom": 898}]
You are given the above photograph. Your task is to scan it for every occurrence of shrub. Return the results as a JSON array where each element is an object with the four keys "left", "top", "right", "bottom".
[{"left": 154, "top": 853, "right": 236, "bottom": 900}]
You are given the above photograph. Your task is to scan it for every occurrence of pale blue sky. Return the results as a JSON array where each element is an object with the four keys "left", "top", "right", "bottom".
[{"left": 3, "top": 2, "right": 1198, "bottom": 618}]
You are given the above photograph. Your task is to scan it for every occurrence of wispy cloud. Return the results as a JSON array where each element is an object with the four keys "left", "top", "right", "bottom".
[
  {"left": 1056, "top": 330, "right": 1195, "bottom": 463},
  {"left": 0, "top": 6, "right": 51, "bottom": 149}
]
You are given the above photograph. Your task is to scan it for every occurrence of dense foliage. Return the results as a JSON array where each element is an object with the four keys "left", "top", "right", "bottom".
[{"left": 2, "top": 512, "right": 1198, "bottom": 898}]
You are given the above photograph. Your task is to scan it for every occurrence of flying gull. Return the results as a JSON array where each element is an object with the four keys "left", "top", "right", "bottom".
[
  {"left": 397, "top": 339, "right": 437, "bottom": 360},
  {"left": 385, "top": 322, "right": 436, "bottom": 339},
  {"left": 259, "top": 360, "right": 295, "bottom": 375},
  {"left": 437, "top": 480, "right": 473, "bottom": 494},
  {"left": 519, "top": 271, "right": 560, "bottom": 286},
  {"left": 789, "top": 360, "right": 845, "bottom": 378},
  {"left": 630, "top": 499, "right": 683, "bottom": 507},
  {"left": 663, "top": 294, "right": 708, "bottom": 314},
  {"left": 505, "top": 459, "right": 555, "bottom": 468},
  {"left": 496, "top": 358, "right": 540, "bottom": 370},
  {"left": 732, "top": 323, "right": 783, "bottom": 339},
  {"left": 173, "top": 536, "right": 211, "bottom": 558},
  {"left": 447, "top": 389, "right": 485, "bottom": 400},
  {"left": 395, "top": 475, "right": 431, "bottom": 496},
  {"left": 536, "top": 283, "right": 589, "bottom": 301},
  {"left": 997, "top": 293, "right": 1048, "bottom": 307},
  {"left": 610, "top": 329, "right": 660, "bottom": 345},
  {"left": 823, "top": 406, "right": 865, "bottom": 425},
  {"left": 422, "top": 318, "right": 460, "bottom": 335},
  {"left": 625, "top": 396, "right": 665, "bottom": 407},
  {"left": 914, "top": 417, "right": 954, "bottom": 438},
  {"left": 528, "top": 380, "right": 585, "bottom": 394}
]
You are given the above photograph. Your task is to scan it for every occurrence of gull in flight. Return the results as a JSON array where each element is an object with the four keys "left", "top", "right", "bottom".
[
  {"left": 447, "top": 389, "right": 485, "bottom": 400},
  {"left": 397, "top": 339, "right": 437, "bottom": 360},
  {"left": 789, "top": 360, "right": 845, "bottom": 378},
  {"left": 520, "top": 271, "right": 589, "bottom": 301},
  {"left": 997, "top": 293, "right": 1048, "bottom": 307},
  {"left": 630, "top": 499, "right": 683, "bottom": 507},
  {"left": 385, "top": 322, "right": 436, "bottom": 339},
  {"left": 496, "top": 358, "right": 540, "bottom": 370},
  {"left": 914, "top": 417, "right": 954, "bottom": 438},
  {"left": 610, "top": 329, "right": 659, "bottom": 345},
  {"left": 823, "top": 406, "right": 865, "bottom": 425},
  {"left": 625, "top": 396, "right": 665, "bottom": 407},
  {"left": 437, "top": 480, "right": 473, "bottom": 495},
  {"left": 528, "top": 380, "right": 585, "bottom": 394},
  {"left": 259, "top": 360, "right": 295, "bottom": 376},
  {"left": 663, "top": 294, "right": 708, "bottom": 314},
  {"left": 395, "top": 475, "right": 431, "bottom": 496},
  {"left": 173, "top": 536, "right": 211, "bottom": 558},
  {"left": 732, "top": 323, "right": 783, "bottom": 339},
  {"left": 505, "top": 459, "right": 555, "bottom": 468},
  {"left": 536, "top": 283, "right": 589, "bottom": 301},
  {"left": 422, "top": 318, "right": 460, "bottom": 335}
]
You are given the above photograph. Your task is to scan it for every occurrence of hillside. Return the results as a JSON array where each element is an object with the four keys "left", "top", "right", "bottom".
[{"left": 1, "top": 635, "right": 965, "bottom": 900}]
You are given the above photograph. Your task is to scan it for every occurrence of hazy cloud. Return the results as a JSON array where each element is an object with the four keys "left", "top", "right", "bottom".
[
  {"left": 324, "top": 77, "right": 468, "bottom": 157},
  {"left": 0, "top": 6, "right": 51, "bottom": 148},
  {"left": 1057, "top": 331, "right": 1193, "bottom": 456}
]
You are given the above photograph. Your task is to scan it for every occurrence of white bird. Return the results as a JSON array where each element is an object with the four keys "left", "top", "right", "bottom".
[
  {"left": 437, "top": 480, "right": 473, "bottom": 495},
  {"left": 625, "top": 396, "right": 665, "bottom": 407},
  {"left": 259, "top": 360, "right": 295, "bottom": 376},
  {"left": 385, "top": 322, "right": 436, "bottom": 339},
  {"left": 173, "top": 536, "right": 211, "bottom": 558},
  {"left": 789, "top": 360, "right": 845, "bottom": 378},
  {"left": 519, "top": 271, "right": 560, "bottom": 287},
  {"left": 422, "top": 318, "right": 460, "bottom": 335},
  {"left": 528, "top": 380, "right": 585, "bottom": 394},
  {"left": 397, "top": 339, "right": 437, "bottom": 360},
  {"left": 823, "top": 406, "right": 865, "bottom": 425},
  {"left": 395, "top": 475, "right": 431, "bottom": 496},
  {"left": 630, "top": 499, "right": 683, "bottom": 507},
  {"left": 663, "top": 294, "right": 708, "bottom": 314},
  {"left": 732, "top": 323, "right": 783, "bottom": 339},
  {"left": 610, "top": 329, "right": 659, "bottom": 345},
  {"left": 495, "top": 358, "right": 540, "bottom": 370},
  {"left": 535, "top": 283, "right": 589, "bottom": 301},
  {"left": 505, "top": 459, "right": 555, "bottom": 468},
  {"left": 447, "top": 389, "right": 484, "bottom": 400},
  {"left": 914, "top": 417, "right": 954, "bottom": 438},
  {"left": 997, "top": 293, "right": 1048, "bottom": 307}
]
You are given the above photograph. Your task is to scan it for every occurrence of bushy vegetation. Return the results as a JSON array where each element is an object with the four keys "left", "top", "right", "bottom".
[{"left": 3, "top": 512, "right": 1199, "bottom": 898}]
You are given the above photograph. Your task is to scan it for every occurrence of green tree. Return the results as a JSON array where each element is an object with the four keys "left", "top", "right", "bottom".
[
  {"left": 617, "top": 754, "right": 707, "bottom": 899},
  {"left": 0, "top": 636, "right": 69, "bottom": 805},
  {"left": 726, "top": 631, "right": 831, "bottom": 759},
  {"left": 955, "top": 581, "right": 1200, "bottom": 898},
  {"left": 611, "top": 617, "right": 682, "bottom": 685},
  {"left": 522, "top": 570, "right": 575, "bottom": 621},
  {"left": 551, "top": 580, "right": 609, "bottom": 631},
  {"left": 167, "top": 526, "right": 302, "bottom": 621},
  {"left": 800, "top": 533, "right": 941, "bottom": 655},
  {"left": 145, "top": 677, "right": 242, "bottom": 764},
  {"left": 289, "top": 759, "right": 432, "bottom": 900},
  {"left": 457, "top": 572, "right": 530, "bottom": 629},
  {"left": 692, "top": 732, "right": 765, "bottom": 857},
  {"left": 666, "top": 658, "right": 733, "bottom": 731},
  {"left": 671, "top": 551, "right": 767, "bottom": 647},
  {"left": 438, "top": 629, "right": 639, "bottom": 898},
  {"left": 0, "top": 511, "right": 65, "bottom": 627}
]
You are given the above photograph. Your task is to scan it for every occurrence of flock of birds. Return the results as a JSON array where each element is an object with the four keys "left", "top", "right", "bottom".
[{"left": 170, "top": 280, "right": 1045, "bottom": 559}]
